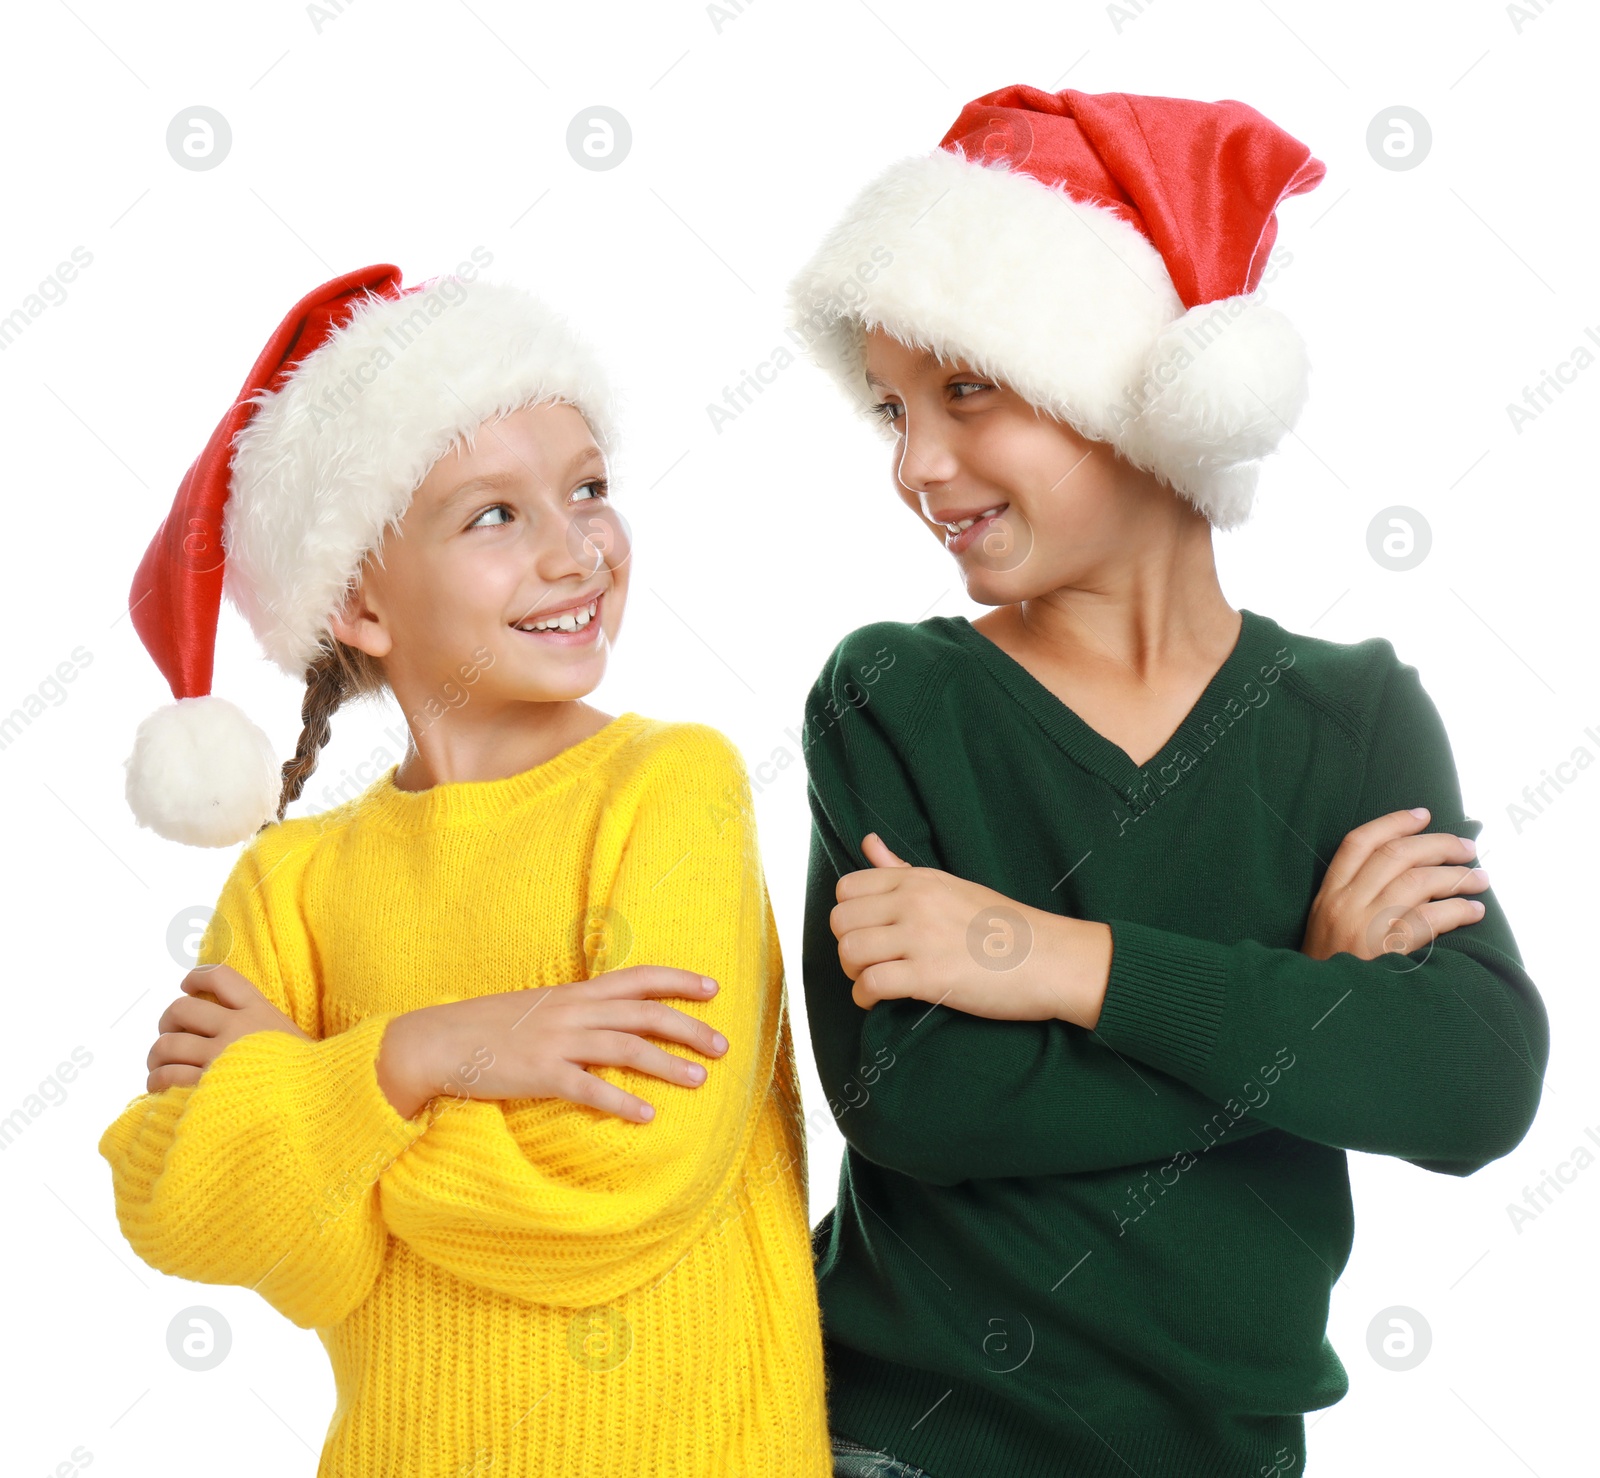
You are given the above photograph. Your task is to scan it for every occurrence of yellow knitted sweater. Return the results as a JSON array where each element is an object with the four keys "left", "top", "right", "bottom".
[{"left": 98, "top": 713, "right": 830, "bottom": 1478}]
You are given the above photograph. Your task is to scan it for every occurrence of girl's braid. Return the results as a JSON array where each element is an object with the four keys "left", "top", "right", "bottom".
[{"left": 268, "top": 646, "right": 349, "bottom": 826}]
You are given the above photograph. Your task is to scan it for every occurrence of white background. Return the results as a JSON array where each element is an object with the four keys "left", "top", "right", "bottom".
[{"left": 1, "top": 2, "right": 1594, "bottom": 1473}]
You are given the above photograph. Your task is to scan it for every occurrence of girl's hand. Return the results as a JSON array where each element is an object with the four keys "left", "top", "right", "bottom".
[
  {"left": 376, "top": 965, "right": 729, "bottom": 1123},
  {"left": 831, "top": 833, "right": 1107, "bottom": 1026},
  {"left": 1301, "top": 806, "right": 1489, "bottom": 961},
  {"left": 146, "top": 964, "right": 315, "bottom": 1091}
]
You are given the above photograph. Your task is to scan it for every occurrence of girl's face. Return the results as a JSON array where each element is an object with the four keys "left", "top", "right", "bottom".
[
  {"left": 861, "top": 326, "right": 1194, "bottom": 605},
  {"left": 333, "top": 399, "right": 629, "bottom": 713}
]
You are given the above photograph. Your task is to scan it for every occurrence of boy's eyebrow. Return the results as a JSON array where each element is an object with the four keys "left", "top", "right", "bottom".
[{"left": 865, "top": 348, "right": 942, "bottom": 389}]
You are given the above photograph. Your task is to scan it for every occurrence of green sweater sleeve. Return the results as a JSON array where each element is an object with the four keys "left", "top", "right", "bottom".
[
  {"left": 801, "top": 655, "right": 1274, "bottom": 1187},
  {"left": 1094, "top": 658, "right": 1550, "bottom": 1176}
]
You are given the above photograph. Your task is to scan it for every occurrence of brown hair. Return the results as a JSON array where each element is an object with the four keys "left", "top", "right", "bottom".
[{"left": 262, "top": 636, "right": 394, "bottom": 829}]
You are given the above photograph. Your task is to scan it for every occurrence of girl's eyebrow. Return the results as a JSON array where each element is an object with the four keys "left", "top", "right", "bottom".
[
  {"left": 437, "top": 467, "right": 520, "bottom": 513},
  {"left": 439, "top": 447, "right": 606, "bottom": 512}
]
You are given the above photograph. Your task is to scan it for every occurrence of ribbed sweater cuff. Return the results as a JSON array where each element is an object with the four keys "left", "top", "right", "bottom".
[
  {"left": 208, "top": 1012, "right": 435, "bottom": 1226},
  {"left": 309, "top": 1014, "right": 436, "bottom": 1209},
  {"left": 1094, "top": 919, "right": 1231, "bottom": 1086}
]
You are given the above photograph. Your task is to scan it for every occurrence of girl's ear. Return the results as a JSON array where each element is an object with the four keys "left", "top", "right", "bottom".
[{"left": 327, "top": 579, "right": 392, "bottom": 659}]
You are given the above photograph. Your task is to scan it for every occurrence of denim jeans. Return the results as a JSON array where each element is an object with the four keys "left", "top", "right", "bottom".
[{"left": 830, "top": 1434, "right": 935, "bottom": 1478}]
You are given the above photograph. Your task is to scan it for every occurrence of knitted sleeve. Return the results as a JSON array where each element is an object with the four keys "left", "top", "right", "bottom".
[
  {"left": 1095, "top": 657, "right": 1551, "bottom": 1176},
  {"left": 800, "top": 643, "right": 1273, "bottom": 1186},
  {"left": 96, "top": 834, "right": 433, "bottom": 1330},
  {"left": 376, "top": 725, "right": 780, "bottom": 1308}
]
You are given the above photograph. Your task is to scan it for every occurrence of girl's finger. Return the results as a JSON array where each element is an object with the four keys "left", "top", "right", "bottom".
[
  {"left": 147, "top": 1064, "right": 203, "bottom": 1092},
  {"left": 147, "top": 1031, "right": 217, "bottom": 1072},
  {"left": 583, "top": 999, "right": 728, "bottom": 1059},
  {"left": 180, "top": 962, "right": 257, "bottom": 1009},
  {"left": 156, "top": 995, "right": 230, "bottom": 1038},
  {"left": 567, "top": 1028, "right": 715, "bottom": 1089},
  {"left": 580, "top": 965, "right": 719, "bottom": 1001},
  {"left": 549, "top": 1063, "right": 662, "bottom": 1124}
]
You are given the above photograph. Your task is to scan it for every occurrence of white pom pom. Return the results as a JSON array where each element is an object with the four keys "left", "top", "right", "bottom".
[
  {"left": 1183, "top": 461, "right": 1262, "bottom": 533},
  {"left": 1120, "top": 296, "right": 1311, "bottom": 487},
  {"left": 124, "top": 696, "right": 281, "bottom": 848}
]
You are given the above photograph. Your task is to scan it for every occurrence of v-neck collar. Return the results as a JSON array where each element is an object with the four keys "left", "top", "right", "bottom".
[{"left": 940, "top": 607, "right": 1279, "bottom": 797}]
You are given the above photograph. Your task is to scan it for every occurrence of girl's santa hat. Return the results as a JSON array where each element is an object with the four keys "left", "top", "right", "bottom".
[
  {"left": 124, "top": 263, "right": 620, "bottom": 848},
  {"left": 786, "top": 85, "right": 1326, "bottom": 529}
]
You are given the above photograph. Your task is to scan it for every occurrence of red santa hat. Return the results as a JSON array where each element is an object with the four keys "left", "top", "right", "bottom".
[
  {"left": 786, "top": 85, "right": 1326, "bottom": 528},
  {"left": 124, "top": 262, "right": 620, "bottom": 848}
]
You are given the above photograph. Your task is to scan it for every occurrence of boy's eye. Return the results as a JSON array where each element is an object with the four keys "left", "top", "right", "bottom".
[
  {"left": 870, "top": 382, "right": 990, "bottom": 426},
  {"left": 574, "top": 478, "right": 609, "bottom": 502},
  {"left": 469, "top": 503, "right": 513, "bottom": 528}
]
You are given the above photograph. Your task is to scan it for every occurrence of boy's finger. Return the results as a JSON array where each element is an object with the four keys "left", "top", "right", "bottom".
[
  {"left": 836, "top": 865, "right": 907, "bottom": 902},
  {"left": 830, "top": 892, "right": 901, "bottom": 937},
  {"left": 1343, "top": 831, "right": 1482, "bottom": 904},
  {"left": 861, "top": 833, "right": 911, "bottom": 868},
  {"left": 1324, "top": 808, "right": 1455, "bottom": 895}
]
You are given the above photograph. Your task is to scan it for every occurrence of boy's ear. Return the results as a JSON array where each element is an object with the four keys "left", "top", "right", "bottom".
[{"left": 327, "top": 579, "right": 392, "bottom": 659}]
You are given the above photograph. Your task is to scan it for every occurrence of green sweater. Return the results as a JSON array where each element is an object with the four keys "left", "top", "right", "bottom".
[{"left": 800, "top": 607, "right": 1548, "bottom": 1478}]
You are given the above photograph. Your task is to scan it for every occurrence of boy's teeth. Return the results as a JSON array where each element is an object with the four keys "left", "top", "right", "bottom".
[{"left": 519, "top": 598, "right": 597, "bottom": 632}]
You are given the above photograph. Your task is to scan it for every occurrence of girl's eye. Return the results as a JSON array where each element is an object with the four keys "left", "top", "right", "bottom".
[
  {"left": 870, "top": 401, "right": 904, "bottom": 426},
  {"left": 573, "top": 478, "right": 610, "bottom": 503},
  {"left": 950, "top": 379, "right": 993, "bottom": 400},
  {"left": 468, "top": 503, "right": 513, "bottom": 529}
]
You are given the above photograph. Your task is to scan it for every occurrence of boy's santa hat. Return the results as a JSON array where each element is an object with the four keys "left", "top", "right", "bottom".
[
  {"left": 124, "top": 263, "right": 620, "bottom": 848},
  {"left": 786, "top": 85, "right": 1326, "bottom": 529}
]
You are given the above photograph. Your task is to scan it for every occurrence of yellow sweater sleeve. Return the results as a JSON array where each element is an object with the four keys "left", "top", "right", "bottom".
[
  {"left": 96, "top": 835, "right": 433, "bottom": 1330},
  {"left": 378, "top": 726, "right": 781, "bottom": 1309}
]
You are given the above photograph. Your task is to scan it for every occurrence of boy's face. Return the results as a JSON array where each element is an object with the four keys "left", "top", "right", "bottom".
[
  {"left": 861, "top": 326, "right": 1190, "bottom": 606},
  {"left": 334, "top": 399, "right": 629, "bottom": 712}
]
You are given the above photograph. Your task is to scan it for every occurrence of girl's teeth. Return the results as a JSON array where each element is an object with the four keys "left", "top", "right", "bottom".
[
  {"left": 522, "top": 599, "right": 597, "bottom": 632},
  {"left": 948, "top": 508, "right": 1003, "bottom": 533}
]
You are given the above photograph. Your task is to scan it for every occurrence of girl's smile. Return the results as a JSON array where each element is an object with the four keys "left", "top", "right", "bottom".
[{"left": 511, "top": 588, "right": 605, "bottom": 646}]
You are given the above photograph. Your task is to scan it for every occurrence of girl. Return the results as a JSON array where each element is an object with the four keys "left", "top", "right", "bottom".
[
  {"left": 786, "top": 86, "right": 1550, "bottom": 1478},
  {"left": 98, "top": 265, "right": 831, "bottom": 1476}
]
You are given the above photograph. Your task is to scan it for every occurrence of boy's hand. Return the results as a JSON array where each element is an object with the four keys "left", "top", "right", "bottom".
[
  {"left": 1301, "top": 806, "right": 1489, "bottom": 962},
  {"left": 376, "top": 966, "right": 729, "bottom": 1123},
  {"left": 146, "top": 964, "right": 314, "bottom": 1091},
  {"left": 831, "top": 833, "right": 1109, "bottom": 1027}
]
